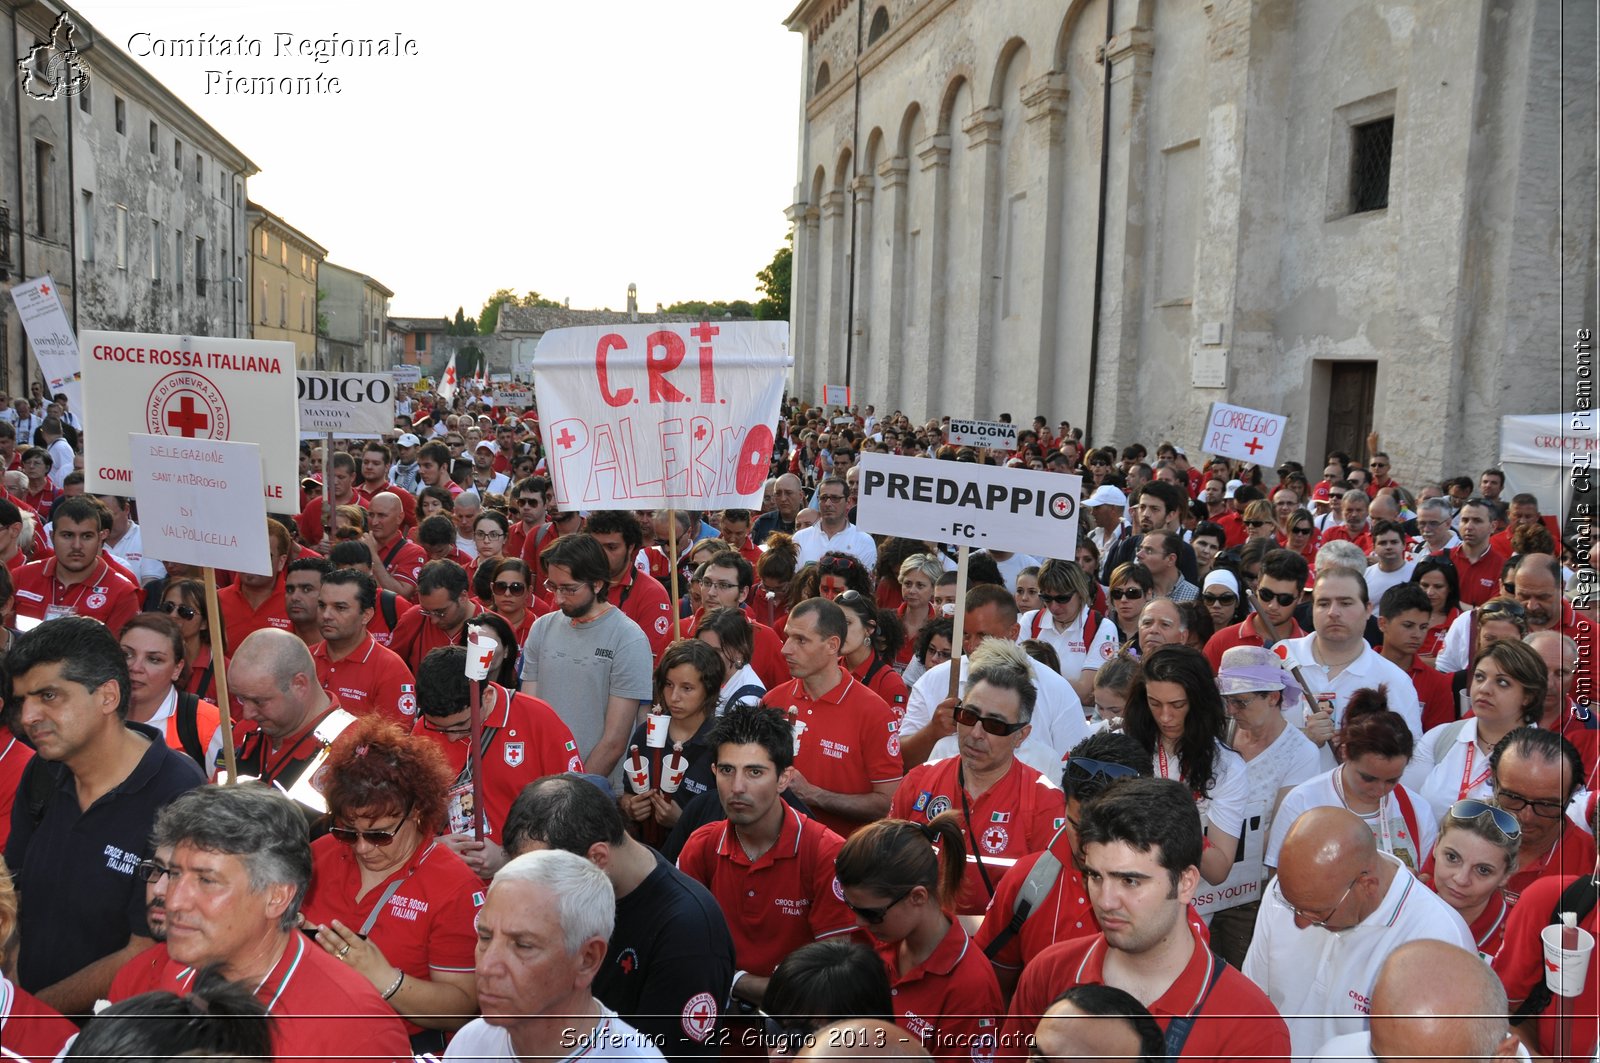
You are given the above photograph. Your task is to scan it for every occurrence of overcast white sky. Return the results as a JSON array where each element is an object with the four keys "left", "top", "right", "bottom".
[{"left": 78, "top": 1, "right": 803, "bottom": 318}]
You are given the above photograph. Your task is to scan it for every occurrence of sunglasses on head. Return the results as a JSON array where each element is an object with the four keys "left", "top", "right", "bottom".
[
  {"left": 1064, "top": 757, "right": 1140, "bottom": 785},
  {"left": 819, "top": 555, "right": 859, "bottom": 574},
  {"left": 954, "top": 704, "right": 1027, "bottom": 736},
  {"left": 159, "top": 600, "right": 198, "bottom": 621},
  {"left": 1479, "top": 601, "right": 1526, "bottom": 621},
  {"left": 1254, "top": 588, "right": 1298, "bottom": 607},
  {"left": 1447, "top": 798, "right": 1521, "bottom": 839},
  {"left": 492, "top": 581, "right": 527, "bottom": 596}
]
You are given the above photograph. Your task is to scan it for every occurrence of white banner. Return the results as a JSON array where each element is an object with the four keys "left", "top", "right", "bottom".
[
  {"left": 128, "top": 435, "right": 272, "bottom": 575},
  {"left": 946, "top": 418, "right": 1018, "bottom": 450},
  {"left": 532, "top": 321, "right": 790, "bottom": 509},
  {"left": 857, "top": 453, "right": 1081, "bottom": 556},
  {"left": 822, "top": 384, "right": 851, "bottom": 407},
  {"left": 297, "top": 372, "right": 396, "bottom": 439},
  {"left": 491, "top": 390, "right": 530, "bottom": 409},
  {"left": 389, "top": 364, "right": 421, "bottom": 384},
  {"left": 80, "top": 331, "right": 300, "bottom": 509},
  {"left": 1202, "top": 402, "right": 1287, "bottom": 466},
  {"left": 1500, "top": 413, "right": 1598, "bottom": 467},
  {"left": 10, "top": 275, "right": 82, "bottom": 410}
]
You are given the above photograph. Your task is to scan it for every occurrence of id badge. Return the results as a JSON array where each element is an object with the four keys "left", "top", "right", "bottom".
[
  {"left": 446, "top": 779, "right": 475, "bottom": 836},
  {"left": 44, "top": 604, "right": 74, "bottom": 621}
]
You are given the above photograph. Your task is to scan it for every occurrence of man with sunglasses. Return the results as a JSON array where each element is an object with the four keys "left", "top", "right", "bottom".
[
  {"left": 1243, "top": 806, "right": 1473, "bottom": 1059},
  {"left": 1202, "top": 548, "right": 1308, "bottom": 671},
  {"left": 1004, "top": 779, "right": 1291, "bottom": 1059},
  {"left": 506, "top": 475, "right": 550, "bottom": 561},
  {"left": 889, "top": 640, "right": 1064, "bottom": 916},
  {"left": 1488, "top": 728, "right": 1593, "bottom": 905},
  {"left": 310, "top": 569, "right": 417, "bottom": 728},
  {"left": 792, "top": 477, "right": 876, "bottom": 570},
  {"left": 1451, "top": 498, "right": 1507, "bottom": 607}
]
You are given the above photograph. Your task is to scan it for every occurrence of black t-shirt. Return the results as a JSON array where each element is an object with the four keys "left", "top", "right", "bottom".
[
  {"left": 5, "top": 721, "right": 204, "bottom": 993},
  {"left": 625, "top": 716, "right": 716, "bottom": 813},
  {"left": 595, "top": 849, "right": 736, "bottom": 1062}
]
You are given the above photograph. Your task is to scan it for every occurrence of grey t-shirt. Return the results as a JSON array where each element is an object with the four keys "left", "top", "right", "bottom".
[{"left": 522, "top": 606, "right": 654, "bottom": 766}]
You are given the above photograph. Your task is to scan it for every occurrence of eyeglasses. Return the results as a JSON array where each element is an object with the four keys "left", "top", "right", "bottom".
[
  {"left": 1244, "top": 520, "right": 1272, "bottom": 529},
  {"left": 1201, "top": 593, "right": 1237, "bottom": 606},
  {"left": 696, "top": 578, "right": 739, "bottom": 593},
  {"left": 1109, "top": 587, "right": 1145, "bottom": 601},
  {"left": 543, "top": 579, "right": 589, "bottom": 598},
  {"left": 1447, "top": 798, "right": 1522, "bottom": 839},
  {"left": 1254, "top": 589, "right": 1299, "bottom": 608},
  {"left": 1493, "top": 787, "right": 1568, "bottom": 820},
  {"left": 818, "top": 493, "right": 847, "bottom": 505},
  {"left": 420, "top": 714, "right": 472, "bottom": 739},
  {"left": 1063, "top": 757, "right": 1140, "bottom": 786},
  {"left": 844, "top": 887, "right": 912, "bottom": 925},
  {"left": 418, "top": 603, "right": 459, "bottom": 619},
  {"left": 159, "top": 600, "right": 198, "bottom": 621},
  {"left": 492, "top": 581, "right": 527, "bottom": 596},
  {"left": 135, "top": 859, "right": 173, "bottom": 883},
  {"left": 330, "top": 805, "right": 413, "bottom": 846},
  {"left": 1285, "top": 874, "right": 1362, "bottom": 928},
  {"left": 474, "top": 529, "right": 506, "bottom": 541},
  {"left": 1039, "top": 593, "right": 1076, "bottom": 605},
  {"left": 1291, "top": 526, "right": 1314, "bottom": 536},
  {"left": 954, "top": 704, "right": 1027, "bottom": 736}
]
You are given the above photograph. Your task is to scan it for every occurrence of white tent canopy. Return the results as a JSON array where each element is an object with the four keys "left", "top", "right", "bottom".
[{"left": 1498, "top": 414, "right": 1597, "bottom": 524}]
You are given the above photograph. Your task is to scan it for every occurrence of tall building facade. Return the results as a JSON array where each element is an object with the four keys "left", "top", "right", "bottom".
[
  {"left": 247, "top": 203, "right": 325, "bottom": 370},
  {"left": 784, "top": 0, "right": 1595, "bottom": 481}
]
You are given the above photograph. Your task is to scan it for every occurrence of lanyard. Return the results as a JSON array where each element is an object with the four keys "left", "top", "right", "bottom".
[
  {"left": 358, "top": 843, "right": 433, "bottom": 937},
  {"left": 1333, "top": 766, "right": 1396, "bottom": 855},
  {"left": 956, "top": 761, "right": 996, "bottom": 898},
  {"left": 1156, "top": 744, "right": 1175, "bottom": 781},
  {"left": 49, "top": 559, "right": 103, "bottom": 612},
  {"left": 1458, "top": 741, "right": 1492, "bottom": 799}
]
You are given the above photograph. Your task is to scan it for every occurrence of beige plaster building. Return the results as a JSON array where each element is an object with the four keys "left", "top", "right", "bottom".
[
  {"left": 783, "top": 0, "right": 1596, "bottom": 481},
  {"left": 247, "top": 203, "right": 325, "bottom": 370}
]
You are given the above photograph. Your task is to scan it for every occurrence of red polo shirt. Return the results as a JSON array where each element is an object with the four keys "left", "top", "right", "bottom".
[
  {"left": 676, "top": 805, "right": 857, "bottom": 977},
  {"left": 1503, "top": 819, "right": 1597, "bottom": 907},
  {"left": 311, "top": 634, "right": 417, "bottom": 726},
  {"left": 890, "top": 756, "right": 1063, "bottom": 915},
  {"left": 683, "top": 608, "right": 788, "bottom": 688},
  {"left": 411, "top": 683, "right": 583, "bottom": 842},
  {"left": 119, "top": 933, "right": 412, "bottom": 1063},
  {"left": 215, "top": 575, "right": 291, "bottom": 656},
  {"left": 1494, "top": 874, "right": 1599, "bottom": 1061},
  {"left": 374, "top": 532, "right": 428, "bottom": 592},
  {"left": 1556, "top": 602, "right": 1598, "bottom": 706},
  {"left": 367, "top": 591, "right": 418, "bottom": 647},
  {"left": 762, "top": 671, "right": 904, "bottom": 838},
  {"left": 1320, "top": 524, "right": 1373, "bottom": 553},
  {"left": 11, "top": 556, "right": 141, "bottom": 631},
  {"left": 1002, "top": 922, "right": 1291, "bottom": 1060},
  {"left": 388, "top": 602, "right": 480, "bottom": 674},
  {"left": 109, "top": 941, "right": 169, "bottom": 1000},
  {"left": 295, "top": 490, "right": 370, "bottom": 546},
  {"left": 1450, "top": 543, "right": 1509, "bottom": 607},
  {"left": 606, "top": 564, "right": 674, "bottom": 662},
  {"left": 0, "top": 981, "right": 77, "bottom": 1063},
  {"left": 1215, "top": 511, "right": 1247, "bottom": 548},
  {"left": 0, "top": 736, "right": 33, "bottom": 852},
  {"left": 849, "top": 654, "right": 910, "bottom": 720},
  {"left": 301, "top": 837, "right": 482, "bottom": 1035},
  {"left": 1489, "top": 515, "right": 1562, "bottom": 555},
  {"left": 1388, "top": 651, "right": 1456, "bottom": 730},
  {"left": 1203, "top": 617, "right": 1305, "bottom": 672},
  {"left": 974, "top": 830, "right": 1093, "bottom": 970},
  {"left": 876, "top": 921, "right": 1004, "bottom": 1063}
]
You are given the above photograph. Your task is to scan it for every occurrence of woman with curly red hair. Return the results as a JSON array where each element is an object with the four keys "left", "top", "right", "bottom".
[{"left": 299, "top": 716, "right": 482, "bottom": 1054}]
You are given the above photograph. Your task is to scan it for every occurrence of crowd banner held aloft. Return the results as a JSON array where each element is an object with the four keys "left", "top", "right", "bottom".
[
  {"left": 80, "top": 330, "right": 300, "bottom": 507},
  {"left": 297, "top": 372, "right": 397, "bottom": 439},
  {"left": 856, "top": 453, "right": 1083, "bottom": 558},
  {"left": 127, "top": 435, "right": 272, "bottom": 576},
  {"left": 946, "top": 418, "right": 1019, "bottom": 450},
  {"left": 389, "top": 364, "right": 422, "bottom": 384},
  {"left": 822, "top": 383, "right": 851, "bottom": 407},
  {"left": 531, "top": 320, "right": 791, "bottom": 510},
  {"left": 490, "top": 390, "right": 529, "bottom": 409},
  {"left": 10, "top": 275, "right": 83, "bottom": 409},
  {"left": 1203, "top": 401, "right": 1287, "bottom": 467}
]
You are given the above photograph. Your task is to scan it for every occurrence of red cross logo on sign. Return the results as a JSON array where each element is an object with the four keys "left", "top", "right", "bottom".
[
  {"left": 145, "top": 372, "right": 230, "bottom": 441},
  {"left": 1245, "top": 437, "right": 1264, "bottom": 455}
]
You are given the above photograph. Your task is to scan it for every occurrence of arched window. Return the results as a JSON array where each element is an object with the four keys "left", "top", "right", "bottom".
[
  {"left": 867, "top": 7, "right": 889, "bottom": 45},
  {"left": 814, "top": 61, "right": 831, "bottom": 94}
]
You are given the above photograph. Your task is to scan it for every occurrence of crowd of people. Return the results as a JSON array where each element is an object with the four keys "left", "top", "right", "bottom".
[{"left": 0, "top": 385, "right": 1595, "bottom": 1063}]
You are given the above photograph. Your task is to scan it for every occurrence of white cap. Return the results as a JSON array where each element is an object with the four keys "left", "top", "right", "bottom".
[
  {"left": 1202, "top": 570, "right": 1239, "bottom": 596},
  {"left": 1224, "top": 479, "right": 1242, "bottom": 499},
  {"left": 396, "top": 432, "right": 421, "bottom": 448},
  {"left": 1087, "top": 484, "right": 1127, "bottom": 510},
  {"left": 474, "top": 440, "right": 497, "bottom": 453}
]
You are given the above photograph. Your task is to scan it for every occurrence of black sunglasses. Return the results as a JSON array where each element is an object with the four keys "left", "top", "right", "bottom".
[
  {"left": 1109, "top": 588, "right": 1145, "bottom": 601},
  {"left": 159, "top": 600, "right": 199, "bottom": 621},
  {"left": 1291, "top": 525, "right": 1314, "bottom": 535},
  {"left": 1244, "top": 520, "right": 1272, "bottom": 529},
  {"left": 844, "top": 887, "right": 912, "bottom": 925},
  {"left": 1254, "top": 589, "right": 1298, "bottom": 607},
  {"left": 1064, "top": 757, "right": 1140, "bottom": 785},
  {"left": 955, "top": 704, "right": 1027, "bottom": 736},
  {"left": 1038, "top": 593, "right": 1077, "bottom": 605},
  {"left": 492, "top": 581, "right": 527, "bottom": 596},
  {"left": 1201, "top": 592, "right": 1237, "bottom": 605},
  {"left": 329, "top": 805, "right": 413, "bottom": 846},
  {"left": 1447, "top": 798, "right": 1521, "bottom": 839}
]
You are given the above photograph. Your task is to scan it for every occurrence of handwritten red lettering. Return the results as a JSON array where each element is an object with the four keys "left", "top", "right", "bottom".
[{"left": 596, "top": 334, "right": 634, "bottom": 407}]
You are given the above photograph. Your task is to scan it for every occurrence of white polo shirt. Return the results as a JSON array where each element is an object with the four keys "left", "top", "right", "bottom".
[
  {"left": 1151, "top": 738, "right": 1250, "bottom": 840},
  {"left": 905, "top": 650, "right": 1090, "bottom": 767},
  {"left": 1265, "top": 768, "right": 1437, "bottom": 872},
  {"left": 1409, "top": 717, "right": 1498, "bottom": 813},
  {"left": 1431, "top": 608, "right": 1477, "bottom": 674},
  {"left": 1242, "top": 853, "right": 1475, "bottom": 1063},
  {"left": 1275, "top": 635, "right": 1423, "bottom": 771},
  {"left": 792, "top": 521, "right": 878, "bottom": 570},
  {"left": 1016, "top": 608, "right": 1119, "bottom": 681}
]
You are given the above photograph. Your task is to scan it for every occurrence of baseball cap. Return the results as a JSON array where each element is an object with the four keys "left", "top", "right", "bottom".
[
  {"left": 396, "top": 433, "right": 421, "bottom": 448},
  {"left": 474, "top": 440, "right": 497, "bottom": 453},
  {"left": 1087, "top": 485, "right": 1127, "bottom": 510},
  {"left": 1224, "top": 479, "right": 1242, "bottom": 500}
]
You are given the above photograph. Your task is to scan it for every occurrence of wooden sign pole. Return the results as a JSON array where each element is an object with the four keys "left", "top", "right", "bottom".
[{"left": 202, "top": 567, "right": 239, "bottom": 783}]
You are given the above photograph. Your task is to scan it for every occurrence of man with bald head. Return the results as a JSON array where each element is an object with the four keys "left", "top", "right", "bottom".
[
  {"left": 363, "top": 490, "right": 426, "bottom": 600},
  {"left": 1315, "top": 940, "right": 1520, "bottom": 1062},
  {"left": 1525, "top": 630, "right": 1597, "bottom": 784},
  {"left": 753, "top": 473, "right": 804, "bottom": 544},
  {"left": 1243, "top": 806, "right": 1473, "bottom": 1060},
  {"left": 227, "top": 629, "right": 354, "bottom": 796}
]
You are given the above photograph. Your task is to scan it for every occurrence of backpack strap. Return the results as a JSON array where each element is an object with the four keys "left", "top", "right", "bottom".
[
  {"left": 175, "top": 692, "right": 205, "bottom": 769},
  {"left": 379, "top": 590, "right": 398, "bottom": 630},
  {"left": 981, "top": 846, "right": 1064, "bottom": 960},
  {"left": 1510, "top": 876, "right": 1600, "bottom": 1026},
  {"left": 725, "top": 684, "right": 766, "bottom": 710},
  {"left": 1030, "top": 610, "right": 1044, "bottom": 639},
  {"left": 862, "top": 656, "right": 889, "bottom": 688},
  {"left": 1163, "top": 950, "right": 1226, "bottom": 1060}
]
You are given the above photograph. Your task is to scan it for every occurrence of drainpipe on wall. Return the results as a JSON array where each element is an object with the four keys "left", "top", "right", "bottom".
[
  {"left": 1083, "top": 0, "right": 1115, "bottom": 443},
  {"left": 842, "top": 0, "right": 863, "bottom": 392}
]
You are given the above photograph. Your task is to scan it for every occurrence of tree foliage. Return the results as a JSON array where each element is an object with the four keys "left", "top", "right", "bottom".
[
  {"left": 478, "top": 288, "right": 562, "bottom": 335},
  {"left": 663, "top": 299, "right": 755, "bottom": 318},
  {"left": 755, "top": 234, "right": 792, "bottom": 321},
  {"left": 447, "top": 306, "right": 477, "bottom": 336}
]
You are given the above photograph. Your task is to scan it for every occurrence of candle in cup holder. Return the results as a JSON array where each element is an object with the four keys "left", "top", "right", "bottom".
[
  {"left": 645, "top": 713, "right": 671, "bottom": 749},
  {"left": 661, "top": 743, "right": 690, "bottom": 794},
  {"left": 623, "top": 745, "right": 651, "bottom": 794}
]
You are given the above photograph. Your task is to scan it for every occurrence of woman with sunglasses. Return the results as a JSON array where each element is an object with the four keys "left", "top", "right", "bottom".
[
  {"left": 160, "top": 578, "right": 218, "bottom": 701},
  {"left": 484, "top": 557, "right": 545, "bottom": 647},
  {"left": 1415, "top": 638, "right": 1546, "bottom": 814},
  {"left": 1122, "top": 645, "right": 1244, "bottom": 885},
  {"left": 1241, "top": 500, "right": 1278, "bottom": 545},
  {"left": 1018, "top": 559, "right": 1118, "bottom": 701},
  {"left": 621, "top": 639, "right": 724, "bottom": 842},
  {"left": 1105, "top": 562, "right": 1153, "bottom": 646},
  {"left": 1200, "top": 570, "right": 1245, "bottom": 633},
  {"left": 1410, "top": 558, "right": 1461, "bottom": 667},
  {"left": 834, "top": 591, "right": 910, "bottom": 719},
  {"left": 1421, "top": 799, "right": 1520, "bottom": 959},
  {"left": 1277, "top": 507, "right": 1320, "bottom": 570},
  {"left": 902, "top": 617, "right": 954, "bottom": 688},
  {"left": 833, "top": 816, "right": 1003, "bottom": 1063},
  {"left": 1266, "top": 690, "right": 1435, "bottom": 873},
  {"left": 817, "top": 550, "right": 874, "bottom": 602},
  {"left": 895, "top": 553, "right": 945, "bottom": 669},
  {"left": 300, "top": 716, "right": 481, "bottom": 1053}
]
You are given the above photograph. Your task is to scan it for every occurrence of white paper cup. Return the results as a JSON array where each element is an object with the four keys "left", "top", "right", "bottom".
[
  {"left": 645, "top": 713, "right": 670, "bottom": 749},
  {"left": 1540, "top": 923, "right": 1595, "bottom": 996}
]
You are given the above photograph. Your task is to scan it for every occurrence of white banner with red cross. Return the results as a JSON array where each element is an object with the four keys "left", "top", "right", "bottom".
[
  {"left": 531, "top": 321, "right": 790, "bottom": 509},
  {"left": 1202, "top": 401, "right": 1287, "bottom": 466}
]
